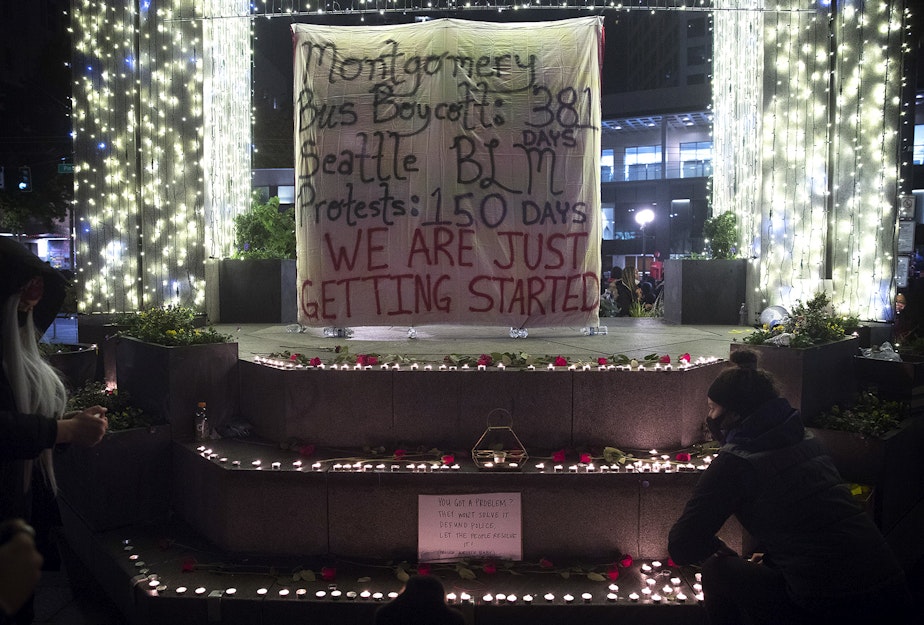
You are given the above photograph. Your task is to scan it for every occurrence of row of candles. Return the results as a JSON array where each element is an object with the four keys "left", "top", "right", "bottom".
[
  {"left": 195, "top": 447, "right": 713, "bottom": 474},
  {"left": 126, "top": 541, "right": 704, "bottom": 606},
  {"left": 254, "top": 355, "right": 719, "bottom": 372}
]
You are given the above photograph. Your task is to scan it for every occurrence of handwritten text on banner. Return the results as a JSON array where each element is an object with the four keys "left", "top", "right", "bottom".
[{"left": 292, "top": 17, "right": 603, "bottom": 327}]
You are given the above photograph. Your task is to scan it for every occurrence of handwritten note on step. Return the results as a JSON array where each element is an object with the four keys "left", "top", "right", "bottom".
[{"left": 418, "top": 492, "right": 522, "bottom": 562}]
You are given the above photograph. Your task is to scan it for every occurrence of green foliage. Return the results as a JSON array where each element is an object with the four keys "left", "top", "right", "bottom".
[
  {"left": 810, "top": 391, "right": 905, "bottom": 438},
  {"left": 233, "top": 195, "right": 296, "bottom": 259},
  {"left": 743, "top": 292, "right": 854, "bottom": 348},
  {"left": 67, "top": 381, "right": 163, "bottom": 431},
  {"left": 120, "top": 306, "right": 231, "bottom": 346},
  {"left": 702, "top": 212, "right": 738, "bottom": 259}
]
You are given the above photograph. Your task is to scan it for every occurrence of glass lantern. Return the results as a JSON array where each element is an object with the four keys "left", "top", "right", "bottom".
[{"left": 471, "top": 409, "right": 528, "bottom": 471}]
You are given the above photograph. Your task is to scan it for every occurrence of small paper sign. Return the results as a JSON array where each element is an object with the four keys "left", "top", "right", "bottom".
[{"left": 417, "top": 493, "right": 522, "bottom": 562}]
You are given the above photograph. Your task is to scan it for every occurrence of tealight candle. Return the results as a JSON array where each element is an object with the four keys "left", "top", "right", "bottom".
[
  {"left": 460, "top": 592, "right": 471, "bottom": 603},
  {"left": 523, "top": 594, "right": 533, "bottom": 603},
  {"left": 372, "top": 592, "right": 384, "bottom": 601},
  {"left": 544, "top": 593, "right": 555, "bottom": 602},
  {"left": 606, "top": 592, "right": 617, "bottom": 602},
  {"left": 662, "top": 585, "right": 673, "bottom": 594},
  {"left": 296, "top": 589, "right": 307, "bottom": 599},
  {"left": 360, "top": 590, "right": 371, "bottom": 600},
  {"left": 195, "top": 587, "right": 207, "bottom": 595},
  {"left": 652, "top": 560, "right": 662, "bottom": 568},
  {"left": 483, "top": 594, "right": 494, "bottom": 603},
  {"left": 506, "top": 595, "right": 517, "bottom": 604},
  {"left": 176, "top": 587, "right": 188, "bottom": 594},
  {"left": 671, "top": 577, "right": 681, "bottom": 586},
  {"left": 553, "top": 464, "right": 563, "bottom": 472},
  {"left": 314, "top": 590, "right": 325, "bottom": 599},
  {"left": 271, "top": 461, "right": 281, "bottom": 470},
  {"left": 495, "top": 593, "right": 506, "bottom": 602},
  {"left": 535, "top": 462, "right": 545, "bottom": 471},
  {"left": 224, "top": 588, "right": 236, "bottom": 595},
  {"left": 581, "top": 592, "right": 592, "bottom": 603},
  {"left": 696, "top": 592, "right": 705, "bottom": 603},
  {"left": 376, "top": 464, "right": 386, "bottom": 471},
  {"left": 346, "top": 591, "right": 357, "bottom": 600},
  {"left": 564, "top": 594, "right": 574, "bottom": 603},
  {"left": 608, "top": 584, "right": 619, "bottom": 592},
  {"left": 387, "top": 592, "right": 398, "bottom": 599},
  {"left": 497, "top": 363, "right": 505, "bottom": 370},
  {"left": 676, "top": 593, "right": 687, "bottom": 602},
  {"left": 231, "top": 460, "right": 240, "bottom": 468},
  {"left": 641, "top": 564, "right": 652, "bottom": 574},
  {"left": 451, "top": 464, "right": 460, "bottom": 471},
  {"left": 693, "top": 583, "right": 702, "bottom": 592},
  {"left": 312, "top": 462, "right": 322, "bottom": 471},
  {"left": 646, "top": 578, "right": 656, "bottom": 587},
  {"left": 446, "top": 593, "right": 457, "bottom": 604},
  {"left": 331, "top": 590, "right": 342, "bottom": 600},
  {"left": 652, "top": 594, "right": 662, "bottom": 603}
]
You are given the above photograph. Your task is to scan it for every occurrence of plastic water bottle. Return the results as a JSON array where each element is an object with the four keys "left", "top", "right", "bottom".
[{"left": 195, "top": 401, "right": 209, "bottom": 441}]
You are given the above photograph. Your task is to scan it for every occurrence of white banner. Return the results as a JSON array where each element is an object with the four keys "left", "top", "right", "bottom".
[{"left": 292, "top": 17, "right": 602, "bottom": 327}]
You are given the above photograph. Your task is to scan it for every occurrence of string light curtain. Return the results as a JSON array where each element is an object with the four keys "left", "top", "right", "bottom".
[
  {"left": 714, "top": 0, "right": 909, "bottom": 321},
  {"left": 72, "top": 0, "right": 251, "bottom": 313}
]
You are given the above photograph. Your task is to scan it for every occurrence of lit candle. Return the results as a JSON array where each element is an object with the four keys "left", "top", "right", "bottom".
[
  {"left": 375, "top": 464, "right": 386, "bottom": 471},
  {"left": 652, "top": 594, "right": 662, "bottom": 603},
  {"left": 252, "top": 460, "right": 262, "bottom": 468},
  {"left": 676, "top": 592, "right": 687, "bottom": 603},
  {"left": 411, "top": 363, "right": 419, "bottom": 370},
  {"left": 553, "top": 464, "right": 563, "bottom": 472},
  {"left": 670, "top": 577, "right": 681, "bottom": 586},
  {"left": 483, "top": 594, "right": 494, "bottom": 603},
  {"left": 314, "top": 590, "right": 325, "bottom": 599},
  {"left": 652, "top": 560, "right": 662, "bottom": 568},
  {"left": 176, "top": 587, "right": 188, "bottom": 594},
  {"left": 662, "top": 585, "right": 673, "bottom": 594},
  {"left": 495, "top": 593, "right": 506, "bottom": 602},
  {"left": 296, "top": 589, "right": 307, "bottom": 600},
  {"left": 225, "top": 588, "right": 236, "bottom": 596},
  {"left": 642, "top": 587, "right": 652, "bottom": 597},
  {"left": 506, "top": 595, "right": 517, "bottom": 604},
  {"left": 497, "top": 363, "right": 505, "bottom": 370},
  {"left": 387, "top": 592, "right": 398, "bottom": 599},
  {"left": 331, "top": 590, "right": 342, "bottom": 600},
  {"left": 641, "top": 564, "right": 652, "bottom": 574},
  {"left": 608, "top": 584, "right": 619, "bottom": 592},
  {"left": 523, "top": 594, "right": 533, "bottom": 604},
  {"left": 460, "top": 593, "right": 471, "bottom": 604},
  {"left": 564, "top": 594, "right": 574, "bottom": 603},
  {"left": 312, "top": 462, "right": 322, "bottom": 471},
  {"left": 292, "top": 460, "right": 303, "bottom": 469},
  {"left": 346, "top": 591, "right": 357, "bottom": 600},
  {"left": 544, "top": 593, "right": 555, "bottom": 602},
  {"left": 360, "top": 590, "right": 371, "bottom": 600},
  {"left": 477, "top": 364, "right": 486, "bottom": 371},
  {"left": 195, "top": 587, "right": 207, "bottom": 595},
  {"left": 451, "top": 464, "right": 460, "bottom": 471},
  {"left": 372, "top": 592, "right": 384, "bottom": 601},
  {"left": 606, "top": 592, "right": 617, "bottom": 602},
  {"left": 271, "top": 461, "right": 281, "bottom": 470},
  {"left": 535, "top": 462, "right": 545, "bottom": 471},
  {"left": 581, "top": 592, "right": 592, "bottom": 603},
  {"left": 446, "top": 593, "right": 456, "bottom": 604}
]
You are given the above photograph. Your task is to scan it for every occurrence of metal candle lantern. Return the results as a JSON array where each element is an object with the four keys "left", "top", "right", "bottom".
[{"left": 471, "top": 409, "right": 528, "bottom": 471}]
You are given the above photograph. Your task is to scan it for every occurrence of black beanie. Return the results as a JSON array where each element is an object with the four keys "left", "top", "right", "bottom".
[{"left": 708, "top": 350, "right": 779, "bottom": 417}]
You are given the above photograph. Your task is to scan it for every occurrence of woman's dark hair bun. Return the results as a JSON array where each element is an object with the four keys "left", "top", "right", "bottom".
[{"left": 729, "top": 349, "right": 759, "bottom": 370}]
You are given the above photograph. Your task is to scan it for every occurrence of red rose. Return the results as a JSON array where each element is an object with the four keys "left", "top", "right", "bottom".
[
  {"left": 675, "top": 452, "right": 691, "bottom": 462},
  {"left": 539, "top": 558, "right": 554, "bottom": 569},
  {"left": 552, "top": 449, "right": 567, "bottom": 463},
  {"left": 659, "top": 354, "right": 671, "bottom": 364},
  {"left": 441, "top": 454, "right": 455, "bottom": 465},
  {"left": 597, "top": 357, "right": 609, "bottom": 365},
  {"left": 181, "top": 557, "right": 197, "bottom": 573},
  {"left": 298, "top": 444, "right": 316, "bottom": 457},
  {"left": 290, "top": 353, "right": 299, "bottom": 361},
  {"left": 667, "top": 558, "right": 678, "bottom": 568},
  {"left": 321, "top": 566, "right": 337, "bottom": 581},
  {"left": 607, "top": 565, "right": 620, "bottom": 581},
  {"left": 417, "top": 563, "right": 432, "bottom": 576},
  {"left": 356, "top": 354, "right": 367, "bottom": 366},
  {"left": 580, "top": 452, "right": 592, "bottom": 464},
  {"left": 619, "top": 554, "right": 633, "bottom": 568},
  {"left": 482, "top": 561, "right": 497, "bottom": 575},
  {"left": 554, "top": 356, "right": 568, "bottom": 367},
  {"left": 679, "top": 353, "right": 691, "bottom": 363},
  {"left": 367, "top": 355, "right": 379, "bottom": 366},
  {"left": 394, "top": 449, "right": 406, "bottom": 460},
  {"left": 308, "top": 357, "right": 322, "bottom": 367},
  {"left": 477, "top": 354, "right": 493, "bottom": 366}
]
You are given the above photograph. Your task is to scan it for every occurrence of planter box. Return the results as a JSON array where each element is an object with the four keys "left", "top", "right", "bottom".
[
  {"left": 44, "top": 343, "right": 98, "bottom": 392},
  {"left": 115, "top": 337, "right": 239, "bottom": 441},
  {"left": 854, "top": 354, "right": 924, "bottom": 410},
  {"left": 730, "top": 337, "right": 858, "bottom": 421},
  {"left": 54, "top": 424, "right": 172, "bottom": 531},
  {"left": 663, "top": 259, "right": 747, "bottom": 325},
  {"left": 205, "top": 258, "right": 297, "bottom": 324},
  {"left": 809, "top": 415, "right": 924, "bottom": 534}
]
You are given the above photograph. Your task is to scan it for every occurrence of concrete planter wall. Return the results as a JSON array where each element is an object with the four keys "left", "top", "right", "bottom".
[
  {"left": 115, "top": 337, "right": 239, "bottom": 441},
  {"left": 55, "top": 424, "right": 172, "bottom": 531},
  {"left": 237, "top": 359, "right": 725, "bottom": 451},
  {"left": 663, "top": 259, "right": 747, "bottom": 325},
  {"left": 44, "top": 342, "right": 98, "bottom": 392},
  {"left": 730, "top": 337, "right": 858, "bottom": 421},
  {"left": 205, "top": 258, "right": 297, "bottom": 324}
]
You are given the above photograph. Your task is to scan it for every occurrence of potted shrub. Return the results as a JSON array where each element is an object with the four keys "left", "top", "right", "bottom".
[
  {"left": 54, "top": 382, "right": 172, "bottom": 531},
  {"left": 205, "top": 193, "right": 298, "bottom": 324},
  {"left": 663, "top": 212, "right": 747, "bottom": 324},
  {"left": 115, "top": 306, "right": 238, "bottom": 441},
  {"left": 806, "top": 391, "right": 924, "bottom": 536},
  {"left": 731, "top": 292, "right": 859, "bottom": 421}
]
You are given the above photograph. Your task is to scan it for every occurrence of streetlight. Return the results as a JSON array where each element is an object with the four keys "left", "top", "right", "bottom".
[{"left": 635, "top": 208, "right": 654, "bottom": 277}]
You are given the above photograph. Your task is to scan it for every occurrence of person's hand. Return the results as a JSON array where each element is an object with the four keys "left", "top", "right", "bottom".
[
  {"left": 56, "top": 406, "right": 108, "bottom": 447},
  {"left": 0, "top": 519, "right": 42, "bottom": 617}
]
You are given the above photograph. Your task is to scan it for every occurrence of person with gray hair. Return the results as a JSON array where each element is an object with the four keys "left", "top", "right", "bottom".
[
  {"left": 0, "top": 238, "right": 108, "bottom": 623},
  {"left": 668, "top": 349, "right": 912, "bottom": 625}
]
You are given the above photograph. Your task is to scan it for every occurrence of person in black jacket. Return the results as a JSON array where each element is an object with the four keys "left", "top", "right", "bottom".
[
  {"left": 374, "top": 575, "right": 464, "bottom": 625},
  {"left": 0, "top": 238, "right": 108, "bottom": 623},
  {"left": 668, "top": 349, "right": 912, "bottom": 625}
]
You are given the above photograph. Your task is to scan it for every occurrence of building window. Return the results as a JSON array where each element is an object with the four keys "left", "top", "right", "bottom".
[
  {"left": 601, "top": 149, "right": 615, "bottom": 182},
  {"left": 680, "top": 141, "right": 713, "bottom": 178},
  {"left": 914, "top": 124, "right": 924, "bottom": 166},
  {"left": 625, "top": 145, "right": 662, "bottom": 181}
]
